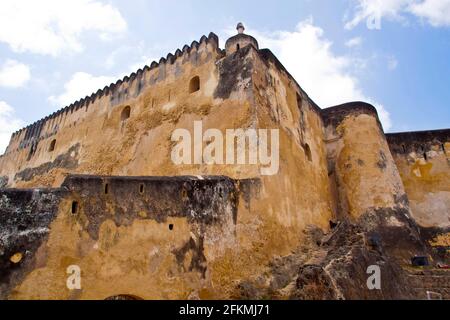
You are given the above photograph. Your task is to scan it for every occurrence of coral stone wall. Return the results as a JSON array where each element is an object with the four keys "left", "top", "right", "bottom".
[
  {"left": 0, "top": 40, "right": 338, "bottom": 300},
  {"left": 322, "top": 103, "right": 408, "bottom": 220},
  {"left": 0, "top": 33, "right": 242, "bottom": 188},
  {"left": 0, "top": 175, "right": 259, "bottom": 299},
  {"left": 387, "top": 130, "right": 450, "bottom": 229},
  {"left": 252, "top": 48, "right": 334, "bottom": 231},
  {"left": 0, "top": 31, "right": 448, "bottom": 300}
]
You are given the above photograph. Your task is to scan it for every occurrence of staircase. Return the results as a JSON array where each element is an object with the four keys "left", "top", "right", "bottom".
[{"left": 407, "top": 269, "right": 450, "bottom": 300}]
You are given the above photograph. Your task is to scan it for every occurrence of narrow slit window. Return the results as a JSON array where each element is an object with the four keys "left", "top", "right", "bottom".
[
  {"left": 121, "top": 106, "right": 131, "bottom": 122},
  {"left": 189, "top": 76, "right": 200, "bottom": 93},
  {"left": 139, "top": 184, "right": 144, "bottom": 194},
  {"left": 304, "top": 143, "right": 312, "bottom": 162},
  {"left": 104, "top": 183, "right": 109, "bottom": 195},
  {"left": 71, "top": 201, "right": 78, "bottom": 214},
  {"left": 48, "top": 139, "right": 56, "bottom": 152},
  {"left": 296, "top": 93, "right": 302, "bottom": 110}
]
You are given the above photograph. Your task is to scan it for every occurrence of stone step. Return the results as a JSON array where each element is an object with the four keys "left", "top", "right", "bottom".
[
  {"left": 407, "top": 271, "right": 450, "bottom": 300},
  {"left": 408, "top": 275, "right": 450, "bottom": 288},
  {"left": 412, "top": 288, "right": 450, "bottom": 300}
]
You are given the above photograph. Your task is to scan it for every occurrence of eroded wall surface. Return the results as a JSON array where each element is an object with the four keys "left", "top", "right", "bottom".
[
  {"left": 0, "top": 37, "right": 338, "bottom": 299},
  {"left": 0, "top": 31, "right": 448, "bottom": 300},
  {"left": 387, "top": 130, "right": 450, "bottom": 264},
  {"left": 387, "top": 130, "right": 450, "bottom": 230},
  {"left": 0, "top": 175, "right": 260, "bottom": 299}
]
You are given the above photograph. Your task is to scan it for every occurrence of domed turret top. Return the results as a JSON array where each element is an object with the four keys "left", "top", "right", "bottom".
[
  {"left": 237, "top": 22, "right": 245, "bottom": 34},
  {"left": 225, "top": 22, "right": 259, "bottom": 56}
]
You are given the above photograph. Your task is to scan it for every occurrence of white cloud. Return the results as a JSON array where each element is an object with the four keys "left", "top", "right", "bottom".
[
  {"left": 345, "top": 37, "right": 363, "bottom": 48},
  {"left": 345, "top": 0, "right": 411, "bottom": 30},
  {"left": 409, "top": 0, "right": 450, "bottom": 27},
  {"left": 0, "top": 60, "right": 31, "bottom": 88},
  {"left": 0, "top": 0, "right": 127, "bottom": 56},
  {"left": 242, "top": 19, "right": 392, "bottom": 131},
  {"left": 346, "top": 0, "right": 450, "bottom": 29},
  {"left": 49, "top": 52, "right": 155, "bottom": 108},
  {"left": 49, "top": 72, "right": 115, "bottom": 107},
  {"left": 0, "top": 101, "right": 24, "bottom": 154}
]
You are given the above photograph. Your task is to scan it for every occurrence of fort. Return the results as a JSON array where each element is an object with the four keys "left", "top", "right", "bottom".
[{"left": 0, "top": 24, "right": 448, "bottom": 300}]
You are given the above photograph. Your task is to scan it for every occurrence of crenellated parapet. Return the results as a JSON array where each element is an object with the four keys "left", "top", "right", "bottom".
[
  {"left": 321, "top": 101, "right": 382, "bottom": 132},
  {"left": 386, "top": 129, "right": 450, "bottom": 156},
  {"left": 5, "top": 32, "right": 220, "bottom": 155}
]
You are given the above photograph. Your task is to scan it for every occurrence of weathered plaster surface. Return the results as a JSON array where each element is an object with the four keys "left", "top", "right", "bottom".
[{"left": 0, "top": 31, "right": 448, "bottom": 300}]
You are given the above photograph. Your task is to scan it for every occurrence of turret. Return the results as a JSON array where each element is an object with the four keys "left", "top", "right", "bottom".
[{"left": 225, "top": 23, "right": 259, "bottom": 55}]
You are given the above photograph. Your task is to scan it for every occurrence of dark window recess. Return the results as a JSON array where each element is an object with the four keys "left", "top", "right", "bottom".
[
  {"left": 104, "top": 184, "right": 109, "bottom": 195},
  {"left": 27, "top": 142, "right": 37, "bottom": 161},
  {"left": 411, "top": 256, "right": 429, "bottom": 267},
  {"left": 402, "top": 145, "right": 406, "bottom": 153},
  {"left": 236, "top": 44, "right": 240, "bottom": 51},
  {"left": 296, "top": 93, "right": 302, "bottom": 110},
  {"left": 304, "top": 143, "right": 312, "bottom": 162},
  {"left": 71, "top": 201, "right": 79, "bottom": 214},
  {"left": 169, "top": 224, "right": 174, "bottom": 231},
  {"left": 139, "top": 184, "right": 144, "bottom": 194},
  {"left": 121, "top": 106, "right": 131, "bottom": 121},
  {"left": 49, "top": 139, "right": 56, "bottom": 152},
  {"left": 189, "top": 76, "right": 200, "bottom": 93}
]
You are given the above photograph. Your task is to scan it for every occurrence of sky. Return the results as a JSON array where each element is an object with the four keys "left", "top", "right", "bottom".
[{"left": 0, "top": 0, "right": 449, "bottom": 153}]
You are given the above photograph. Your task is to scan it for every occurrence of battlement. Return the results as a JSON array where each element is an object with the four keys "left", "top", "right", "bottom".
[
  {"left": 386, "top": 129, "right": 450, "bottom": 154},
  {"left": 321, "top": 101, "right": 380, "bottom": 129},
  {"left": 0, "top": 24, "right": 449, "bottom": 300},
  {"left": 5, "top": 32, "right": 221, "bottom": 155}
]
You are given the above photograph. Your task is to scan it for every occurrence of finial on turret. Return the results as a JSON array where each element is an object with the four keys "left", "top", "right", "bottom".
[{"left": 237, "top": 22, "right": 245, "bottom": 34}]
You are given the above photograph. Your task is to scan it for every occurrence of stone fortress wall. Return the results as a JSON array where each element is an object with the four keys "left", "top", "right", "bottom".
[{"left": 0, "top": 25, "right": 448, "bottom": 299}]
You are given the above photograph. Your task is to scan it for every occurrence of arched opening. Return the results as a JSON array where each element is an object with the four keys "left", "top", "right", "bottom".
[
  {"left": 189, "top": 76, "right": 200, "bottom": 93},
  {"left": 71, "top": 201, "right": 79, "bottom": 214},
  {"left": 105, "top": 294, "right": 143, "bottom": 300},
  {"left": 139, "top": 184, "right": 144, "bottom": 194},
  {"left": 304, "top": 143, "right": 312, "bottom": 162},
  {"left": 48, "top": 139, "right": 56, "bottom": 152},
  {"left": 236, "top": 44, "right": 240, "bottom": 51},
  {"left": 121, "top": 106, "right": 131, "bottom": 122},
  {"left": 296, "top": 93, "right": 302, "bottom": 110},
  {"left": 27, "top": 142, "right": 37, "bottom": 161},
  {"left": 169, "top": 224, "right": 174, "bottom": 231},
  {"left": 329, "top": 220, "right": 338, "bottom": 229}
]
